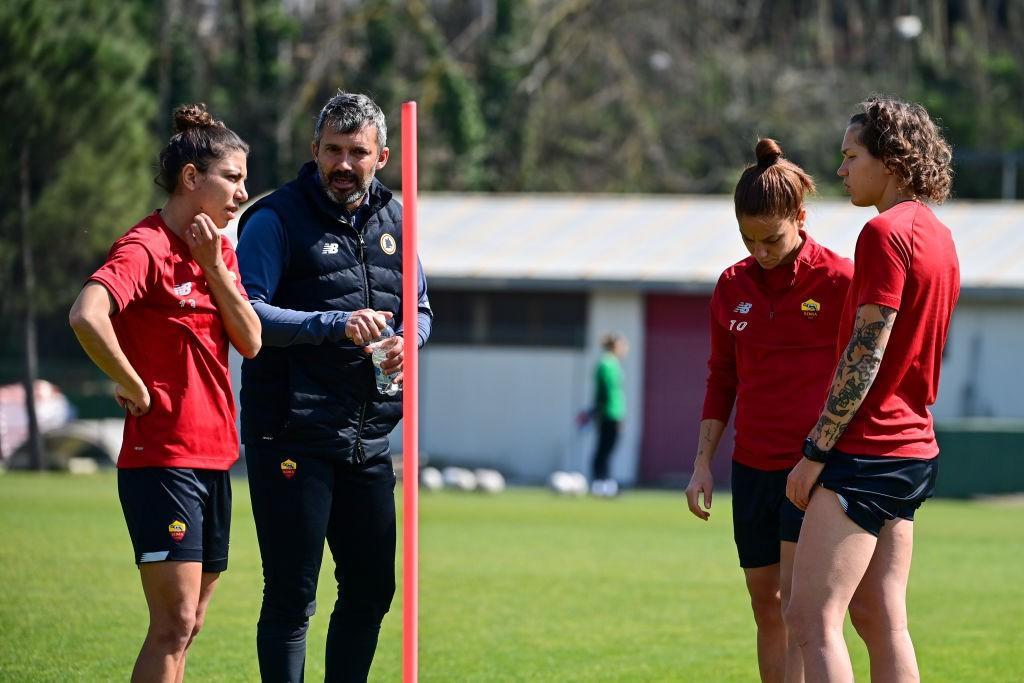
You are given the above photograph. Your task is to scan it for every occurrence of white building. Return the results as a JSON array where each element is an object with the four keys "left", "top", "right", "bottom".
[{"left": 231, "top": 195, "right": 1024, "bottom": 486}]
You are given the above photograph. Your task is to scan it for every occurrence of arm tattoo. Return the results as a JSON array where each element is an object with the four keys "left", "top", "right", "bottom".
[
  {"left": 695, "top": 419, "right": 725, "bottom": 465},
  {"left": 699, "top": 423, "right": 713, "bottom": 451},
  {"left": 811, "top": 305, "right": 896, "bottom": 448},
  {"left": 812, "top": 414, "right": 848, "bottom": 445},
  {"left": 851, "top": 319, "right": 887, "bottom": 353}
]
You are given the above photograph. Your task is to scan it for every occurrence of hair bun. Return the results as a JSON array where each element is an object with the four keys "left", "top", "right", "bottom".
[
  {"left": 173, "top": 103, "right": 217, "bottom": 133},
  {"left": 755, "top": 138, "right": 784, "bottom": 169}
]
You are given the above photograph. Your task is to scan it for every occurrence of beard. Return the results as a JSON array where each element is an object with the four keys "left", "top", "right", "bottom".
[{"left": 318, "top": 165, "right": 374, "bottom": 208}]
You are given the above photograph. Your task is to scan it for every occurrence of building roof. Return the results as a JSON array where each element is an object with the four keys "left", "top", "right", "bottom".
[
  {"left": 415, "top": 194, "right": 1024, "bottom": 297},
  {"left": 229, "top": 193, "right": 1024, "bottom": 297}
]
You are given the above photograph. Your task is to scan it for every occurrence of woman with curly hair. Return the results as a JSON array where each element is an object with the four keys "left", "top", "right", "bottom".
[
  {"left": 69, "top": 104, "right": 260, "bottom": 681},
  {"left": 784, "top": 97, "right": 959, "bottom": 681}
]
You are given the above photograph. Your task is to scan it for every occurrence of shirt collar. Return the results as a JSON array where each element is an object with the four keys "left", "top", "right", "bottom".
[{"left": 756, "top": 230, "right": 821, "bottom": 290}]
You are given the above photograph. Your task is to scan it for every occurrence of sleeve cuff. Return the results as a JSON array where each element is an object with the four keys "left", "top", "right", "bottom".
[
  {"left": 701, "top": 395, "right": 735, "bottom": 422},
  {"left": 858, "top": 294, "right": 902, "bottom": 311},
  {"left": 86, "top": 276, "right": 127, "bottom": 314}
]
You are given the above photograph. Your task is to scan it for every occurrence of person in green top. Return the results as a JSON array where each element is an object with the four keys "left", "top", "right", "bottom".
[{"left": 590, "top": 333, "right": 628, "bottom": 496}]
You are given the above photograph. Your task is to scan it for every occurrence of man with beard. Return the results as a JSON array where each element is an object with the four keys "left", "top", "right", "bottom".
[{"left": 235, "top": 91, "right": 432, "bottom": 682}]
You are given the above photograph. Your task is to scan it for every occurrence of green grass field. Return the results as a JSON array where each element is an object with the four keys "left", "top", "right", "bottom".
[{"left": 1, "top": 473, "right": 1022, "bottom": 682}]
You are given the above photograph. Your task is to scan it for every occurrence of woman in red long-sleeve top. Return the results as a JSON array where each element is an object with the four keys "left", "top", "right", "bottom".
[{"left": 685, "top": 139, "right": 853, "bottom": 683}]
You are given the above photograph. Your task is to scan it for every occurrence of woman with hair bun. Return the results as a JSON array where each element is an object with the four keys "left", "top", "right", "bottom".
[
  {"left": 69, "top": 103, "right": 260, "bottom": 681},
  {"left": 785, "top": 97, "right": 959, "bottom": 682},
  {"left": 685, "top": 138, "right": 853, "bottom": 682}
]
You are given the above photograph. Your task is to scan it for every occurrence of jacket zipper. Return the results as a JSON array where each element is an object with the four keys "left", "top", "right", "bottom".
[
  {"left": 354, "top": 403, "right": 367, "bottom": 463},
  {"left": 356, "top": 231, "right": 372, "bottom": 308},
  {"left": 354, "top": 222, "right": 372, "bottom": 463}
]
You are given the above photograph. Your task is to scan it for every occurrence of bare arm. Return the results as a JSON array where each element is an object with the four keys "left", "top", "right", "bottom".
[
  {"left": 694, "top": 418, "right": 727, "bottom": 469},
  {"left": 204, "top": 259, "right": 263, "bottom": 358},
  {"left": 684, "top": 418, "right": 727, "bottom": 520},
  {"left": 188, "top": 213, "right": 262, "bottom": 358},
  {"left": 787, "top": 303, "right": 898, "bottom": 509},
  {"left": 68, "top": 282, "right": 151, "bottom": 416}
]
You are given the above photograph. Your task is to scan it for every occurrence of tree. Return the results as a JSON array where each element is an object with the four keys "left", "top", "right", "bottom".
[{"left": 0, "top": 0, "right": 155, "bottom": 467}]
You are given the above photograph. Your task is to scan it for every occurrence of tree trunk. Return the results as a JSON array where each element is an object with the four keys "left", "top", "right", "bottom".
[
  {"left": 19, "top": 143, "right": 45, "bottom": 470},
  {"left": 156, "top": 0, "right": 181, "bottom": 129}
]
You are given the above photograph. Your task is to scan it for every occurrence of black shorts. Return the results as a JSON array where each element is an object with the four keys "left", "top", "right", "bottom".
[
  {"left": 731, "top": 461, "right": 804, "bottom": 569},
  {"left": 118, "top": 467, "right": 232, "bottom": 573},
  {"left": 818, "top": 450, "right": 939, "bottom": 537}
]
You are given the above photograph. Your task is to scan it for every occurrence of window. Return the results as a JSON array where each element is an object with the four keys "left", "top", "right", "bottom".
[{"left": 427, "top": 289, "right": 587, "bottom": 348}]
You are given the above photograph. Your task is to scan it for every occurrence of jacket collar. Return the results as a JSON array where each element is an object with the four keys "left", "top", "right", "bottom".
[{"left": 752, "top": 230, "right": 822, "bottom": 290}]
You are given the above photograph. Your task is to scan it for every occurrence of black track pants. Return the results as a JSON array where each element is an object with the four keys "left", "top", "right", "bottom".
[
  {"left": 591, "top": 418, "right": 621, "bottom": 481},
  {"left": 246, "top": 445, "right": 397, "bottom": 683}
]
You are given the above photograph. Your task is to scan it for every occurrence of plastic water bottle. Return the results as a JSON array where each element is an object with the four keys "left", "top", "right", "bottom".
[{"left": 370, "top": 326, "right": 400, "bottom": 397}]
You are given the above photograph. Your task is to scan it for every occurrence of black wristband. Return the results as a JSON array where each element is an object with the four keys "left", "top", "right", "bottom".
[{"left": 802, "top": 438, "right": 830, "bottom": 463}]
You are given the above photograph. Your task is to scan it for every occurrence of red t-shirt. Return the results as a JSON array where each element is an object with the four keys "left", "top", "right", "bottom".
[
  {"left": 703, "top": 233, "right": 854, "bottom": 471},
  {"left": 834, "top": 202, "right": 960, "bottom": 458},
  {"left": 88, "top": 212, "right": 247, "bottom": 470}
]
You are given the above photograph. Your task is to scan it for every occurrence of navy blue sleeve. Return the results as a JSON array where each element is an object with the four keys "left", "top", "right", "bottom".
[
  {"left": 236, "top": 208, "right": 351, "bottom": 347},
  {"left": 395, "top": 257, "right": 433, "bottom": 348}
]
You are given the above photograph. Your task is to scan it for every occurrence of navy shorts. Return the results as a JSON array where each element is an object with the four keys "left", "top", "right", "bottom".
[
  {"left": 118, "top": 467, "right": 232, "bottom": 573},
  {"left": 732, "top": 461, "right": 805, "bottom": 569},
  {"left": 818, "top": 451, "right": 939, "bottom": 537}
]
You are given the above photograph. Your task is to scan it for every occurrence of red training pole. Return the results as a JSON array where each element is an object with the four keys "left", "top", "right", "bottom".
[{"left": 400, "top": 101, "right": 419, "bottom": 683}]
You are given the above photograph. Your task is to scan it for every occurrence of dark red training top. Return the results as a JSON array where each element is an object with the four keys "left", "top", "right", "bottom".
[
  {"left": 702, "top": 232, "right": 854, "bottom": 471},
  {"left": 89, "top": 211, "right": 247, "bottom": 470},
  {"left": 834, "top": 201, "right": 960, "bottom": 459}
]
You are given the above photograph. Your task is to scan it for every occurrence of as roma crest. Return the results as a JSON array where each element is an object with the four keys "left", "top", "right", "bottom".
[
  {"left": 168, "top": 519, "right": 187, "bottom": 542},
  {"left": 281, "top": 459, "right": 297, "bottom": 480},
  {"left": 801, "top": 299, "right": 821, "bottom": 319}
]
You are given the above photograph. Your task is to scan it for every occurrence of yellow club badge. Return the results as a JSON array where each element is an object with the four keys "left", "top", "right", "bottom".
[
  {"left": 801, "top": 298, "right": 821, "bottom": 319},
  {"left": 280, "top": 458, "right": 297, "bottom": 480},
  {"left": 380, "top": 232, "right": 397, "bottom": 255},
  {"left": 168, "top": 519, "right": 187, "bottom": 542}
]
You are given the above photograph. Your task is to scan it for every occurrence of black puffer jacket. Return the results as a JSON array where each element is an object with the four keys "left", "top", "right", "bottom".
[{"left": 238, "top": 162, "right": 404, "bottom": 462}]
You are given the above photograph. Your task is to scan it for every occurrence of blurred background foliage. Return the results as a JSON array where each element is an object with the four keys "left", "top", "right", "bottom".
[{"left": 1, "top": 0, "right": 1023, "bottom": 384}]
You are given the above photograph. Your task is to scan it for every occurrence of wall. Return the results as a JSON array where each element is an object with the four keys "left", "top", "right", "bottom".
[
  {"left": 931, "top": 300, "right": 1024, "bottom": 419},
  {"left": 390, "top": 291, "right": 647, "bottom": 484},
  {"left": 579, "top": 291, "right": 646, "bottom": 485},
  {"left": 391, "top": 346, "right": 588, "bottom": 481},
  {"left": 232, "top": 293, "right": 1024, "bottom": 489}
]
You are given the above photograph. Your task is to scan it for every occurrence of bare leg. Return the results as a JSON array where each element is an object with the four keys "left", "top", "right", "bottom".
[
  {"left": 744, "top": 564, "right": 786, "bottom": 683},
  {"left": 132, "top": 562, "right": 203, "bottom": 683},
  {"left": 174, "top": 572, "right": 221, "bottom": 683},
  {"left": 848, "top": 518, "right": 919, "bottom": 682},
  {"left": 786, "top": 490, "right": 877, "bottom": 683},
  {"left": 778, "top": 540, "right": 803, "bottom": 683}
]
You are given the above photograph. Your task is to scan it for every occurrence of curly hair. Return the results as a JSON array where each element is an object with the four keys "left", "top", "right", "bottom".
[
  {"left": 733, "top": 138, "right": 816, "bottom": 219},
  {"left": 849, "top": 97, "right": 953, "bottom": 203}
]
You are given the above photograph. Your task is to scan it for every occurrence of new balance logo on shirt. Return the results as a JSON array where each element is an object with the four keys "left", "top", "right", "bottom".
[
  {"left": 322, "top": 243, "right": 339, "bottom": 255},
  {"left": 734, "top": 302, "right": 753, "bottom": 314}
]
